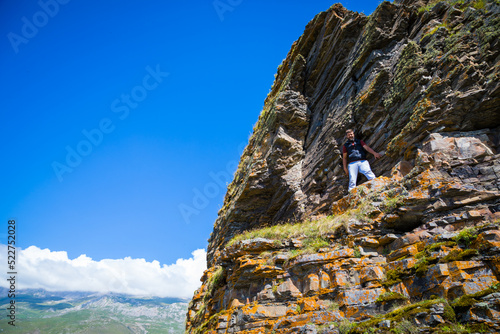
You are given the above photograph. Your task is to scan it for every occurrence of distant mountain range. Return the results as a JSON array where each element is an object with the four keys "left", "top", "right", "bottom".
[{"left": 0, "top": 288, "right": 187, "bottom": 333}]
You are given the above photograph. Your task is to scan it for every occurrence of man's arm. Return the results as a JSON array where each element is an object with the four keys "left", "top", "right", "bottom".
[
  {"left": 343, "top": 152, "right": 348, "bottom": 175},
  {"left": 363, "top": 144, "right": 382, "bottom": 159}
]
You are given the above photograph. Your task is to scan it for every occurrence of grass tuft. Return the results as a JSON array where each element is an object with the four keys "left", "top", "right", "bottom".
[
  {"left": 439, "top": 248, "right": 478, "bottom": 263},
  {"left": 382, "top": 268, "right": 405, "bottom": 287},
  {"left": 227, "top": 198, "right": 375, "bottom": 248},
  {"left": 376, "top": 292, "right": 408, "bottom": 303}
]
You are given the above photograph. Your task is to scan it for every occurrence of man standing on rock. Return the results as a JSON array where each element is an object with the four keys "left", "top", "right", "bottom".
[{"left": 342, "top": 129, "right": 382, "bottom": 191}]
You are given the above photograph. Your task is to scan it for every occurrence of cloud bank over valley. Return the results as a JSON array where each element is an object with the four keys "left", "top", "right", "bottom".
[{"left": 0, "top": 244, "right": 206, "bottom": 299}]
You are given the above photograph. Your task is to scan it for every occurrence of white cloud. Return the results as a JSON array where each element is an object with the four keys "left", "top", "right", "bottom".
[{"left": 0, "top": 245, "right": 206, "bottom": 299}]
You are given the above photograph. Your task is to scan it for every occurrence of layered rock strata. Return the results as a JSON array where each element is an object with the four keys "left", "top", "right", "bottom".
[{"left": 187, "top": 0, "right": 500, "bottom": 332}]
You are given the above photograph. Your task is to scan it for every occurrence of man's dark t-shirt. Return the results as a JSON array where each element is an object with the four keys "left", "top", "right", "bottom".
[{"left": 343, "top": 139, "right": 367, "bottom": 163}]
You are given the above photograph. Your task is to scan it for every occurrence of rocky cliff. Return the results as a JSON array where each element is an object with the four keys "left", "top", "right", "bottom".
[{"left": 186, "top": 0, "right": 500, "bottom": 332}]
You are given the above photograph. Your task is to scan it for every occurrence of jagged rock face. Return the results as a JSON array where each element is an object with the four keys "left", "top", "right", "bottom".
[
  {"left": 207, "top": 0, "right": 500, "bottom": 265},
  {"left": 188, "top": 0, "right": 500, "bottom": 333},
  {"left": 187, "top": 157, "right": 500, "bottom": 332}
]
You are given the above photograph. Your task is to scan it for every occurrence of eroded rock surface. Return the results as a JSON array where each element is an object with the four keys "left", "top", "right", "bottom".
[{"left": 187, "top": 0, "right": 500, "bottom": 332}]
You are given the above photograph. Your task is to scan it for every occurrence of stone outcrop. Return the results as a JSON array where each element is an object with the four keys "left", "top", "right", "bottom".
[{"left": 186, "top": 0, "right": 500, "bottom": 332}]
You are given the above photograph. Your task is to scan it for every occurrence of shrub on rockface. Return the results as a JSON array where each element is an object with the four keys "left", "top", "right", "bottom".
[
  {"left": 452, "top": 283, "right": 500, "bottom": 309},
  {"left": 454, "top": 227, "right": 478, "bottom": 247},
  {"left": 203, "top": 266, "right": 225, "bottom": 303}
]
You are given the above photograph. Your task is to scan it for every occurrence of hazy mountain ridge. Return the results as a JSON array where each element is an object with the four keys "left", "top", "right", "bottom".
[{"left": 0, "top": 288, "right": 187, "bottom": 334}]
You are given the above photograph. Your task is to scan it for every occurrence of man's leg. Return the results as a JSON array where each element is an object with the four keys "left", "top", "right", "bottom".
[
  {"left": 348, "top": 161, "right": 359, "bottom": 191},
  {"left": 359, "top": 160, "right": 376, "bottom": 180}
]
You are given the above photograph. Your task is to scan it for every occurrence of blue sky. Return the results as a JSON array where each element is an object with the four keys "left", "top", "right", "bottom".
[{"left": 1, "top": 0, "right": 380, "bottom": 295}]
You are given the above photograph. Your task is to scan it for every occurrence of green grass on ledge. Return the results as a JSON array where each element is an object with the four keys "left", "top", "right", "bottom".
[{"left": 227, "top": 199, "right": 375, "bottom": 247}]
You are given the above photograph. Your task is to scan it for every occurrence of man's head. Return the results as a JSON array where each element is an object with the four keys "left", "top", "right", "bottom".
[{"left": 346, "top": 129, "right": 355, "bottom": 141}]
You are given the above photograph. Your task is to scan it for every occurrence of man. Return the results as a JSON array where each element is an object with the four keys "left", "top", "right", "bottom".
[{"left": 342, "top": 129, "right": 382, "bottom": 191}]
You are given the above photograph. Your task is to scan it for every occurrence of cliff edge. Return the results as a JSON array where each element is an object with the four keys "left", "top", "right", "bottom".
[{"left": 187, "top": 0, "right": 500, "bottom": 332}]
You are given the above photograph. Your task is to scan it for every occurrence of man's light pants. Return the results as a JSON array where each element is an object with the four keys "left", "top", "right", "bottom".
[{"left": 348, "top": 160, "right": 376, "bottom": 191}]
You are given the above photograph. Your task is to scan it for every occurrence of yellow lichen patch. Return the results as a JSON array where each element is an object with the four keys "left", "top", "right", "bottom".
[
  {"left": 331, "top": 196, "right": 352, "bottom": 216},
  {"left": 229, "top": 299, "right": 244, "bottom": 309},
  {"left": 387, "top": 244, "right": 420, "bottom": 262},
  {"left": 253, "top": 263, "right": 286, "bottom": 278},
  {"left": 298, "top": 296, "right": 321, "bottom": 312}
]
